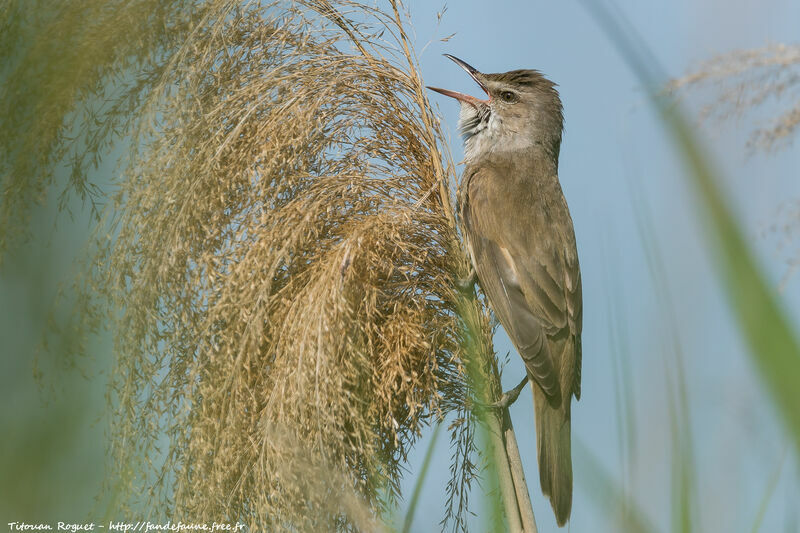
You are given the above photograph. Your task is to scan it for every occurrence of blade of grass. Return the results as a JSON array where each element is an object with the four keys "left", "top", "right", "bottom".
[
  {"left": 625, "top": 175, "right": 697, "bottom": 533},
  {"left": 483, "top": 415, "right": 520, "bottom": 532},
  {"left": 664, "top": 357, "right": 694, "bottom": 533},
  {"left": 402, "top": 421, "right": 443, "bottom": 533},
  {"left": 601, "top": 233, "right": 637, "bottom": 519},
  {"left": 579, "top": 0, "right": 800, "bottom": 453},
  {"left": 502, "top": 407, "right": 538, "bottom": 532},
  {"left": 749, "top": 446, "right": 787, "bottom": 533},
  {"left": 574, "top": 438, "right": 661, "bottom": 533},
  {"left": 455, "top": 290, "right": 521, "bottom": 532}
]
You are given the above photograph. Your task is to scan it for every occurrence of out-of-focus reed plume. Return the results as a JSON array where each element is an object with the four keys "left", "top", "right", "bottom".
[
  {"left": 668, "top": 43, "right": 800, "bottom": 152},
  {"left": 669, "top": 43, "right": 800, "bottom": 288}
]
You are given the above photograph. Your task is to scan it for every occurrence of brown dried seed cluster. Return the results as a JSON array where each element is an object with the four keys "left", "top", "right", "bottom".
[{"left": 88, "top": 1, "right": 477, "bottom": 530}]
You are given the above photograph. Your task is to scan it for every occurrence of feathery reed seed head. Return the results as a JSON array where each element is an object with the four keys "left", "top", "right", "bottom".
[
  {"left": 93, "top": 1, "right": 474, "bottom": 529},
  {"left": 2, "top": 1, "right": 490, "bottom": 528}
]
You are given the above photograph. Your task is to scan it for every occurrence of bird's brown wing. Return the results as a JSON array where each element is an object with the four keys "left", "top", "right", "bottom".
[{"left": 461, "top": 165, "right": 582, "bottom": 403}]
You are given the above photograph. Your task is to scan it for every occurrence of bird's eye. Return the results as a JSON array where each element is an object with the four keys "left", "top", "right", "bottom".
[{"left": 500, "top": 91, "right": 517, "bottom": 103}]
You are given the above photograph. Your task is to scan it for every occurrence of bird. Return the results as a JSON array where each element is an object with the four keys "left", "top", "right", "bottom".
[{"left": 428, "top": 55, "right": 582, "bottom": 527}]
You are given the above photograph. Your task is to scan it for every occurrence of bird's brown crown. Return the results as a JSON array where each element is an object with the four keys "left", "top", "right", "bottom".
[{"left": 484, "top": 69, "right": 557, "bottom": 92}]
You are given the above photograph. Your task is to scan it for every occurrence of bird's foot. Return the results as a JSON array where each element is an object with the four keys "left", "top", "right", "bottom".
[
  {"left": 456, "top": 268, "right": 477, "bottom": 293},
  {"left": 476, "top": 376, "right": 529, "bottom": 410}
]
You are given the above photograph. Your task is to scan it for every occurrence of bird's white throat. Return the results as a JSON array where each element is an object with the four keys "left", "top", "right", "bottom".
[{"left": 458, "top": 104, "right": 534, "bottom": 163}]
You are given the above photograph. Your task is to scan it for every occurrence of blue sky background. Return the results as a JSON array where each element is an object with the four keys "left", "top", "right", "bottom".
[{"left": 400, "top": 1, "right": 800, "bottom": 531}]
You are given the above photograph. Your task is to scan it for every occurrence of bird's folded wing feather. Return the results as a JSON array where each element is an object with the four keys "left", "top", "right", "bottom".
[{"left": 461, "top": 165, "right": 582, "bottom": 402}]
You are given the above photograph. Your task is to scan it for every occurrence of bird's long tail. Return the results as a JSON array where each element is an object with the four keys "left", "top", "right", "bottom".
[{"left": 533, "top": 382, "right": 572, "bottom": 527}]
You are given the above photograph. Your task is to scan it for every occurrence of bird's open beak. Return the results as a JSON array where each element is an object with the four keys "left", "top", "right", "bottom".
[{"left": 427, "top": 54, "right": 490, "bottom": 107}]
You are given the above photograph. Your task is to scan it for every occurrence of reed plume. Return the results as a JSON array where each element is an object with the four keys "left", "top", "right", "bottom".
[
  {"left": 95, "top": 1, "right": 483, "bottom": 529},
  {"left": 2, "top": 1, "right": 516, "bottom": 530},
  {"left": 668, "top": 43, "right": 800, "bottom": 151}
]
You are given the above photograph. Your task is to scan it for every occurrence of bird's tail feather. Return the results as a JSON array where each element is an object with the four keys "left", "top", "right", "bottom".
[{"left": 533, "top": 383, "right": 572, "bottom": 527}]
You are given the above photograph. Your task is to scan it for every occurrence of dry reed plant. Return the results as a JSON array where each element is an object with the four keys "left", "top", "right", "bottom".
[
  {"left": 1, "top": 0, "right": 522, "bottom": 529},
  {"left": 668, "top": 43, "right": 800, "bottom": 151},
  {"left": 0, "top": 0, "right": 209, "bottom": 260},
  {"left": 85, "top": 1, "right": 496, "bottom": 530}
]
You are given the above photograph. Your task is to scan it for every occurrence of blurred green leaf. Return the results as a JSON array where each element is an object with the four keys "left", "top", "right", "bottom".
[
  {"left": 574, "top": 439, "right": 660, "bottom": 533},
  {"left": 750, "top": 447, "right": 787, "bottom": 533},
  {"left": 581, "top": 0, "right": 800, "bottom": 453},
  {"left": 402, "top": 421, "right": 443, "bottom": 533}
]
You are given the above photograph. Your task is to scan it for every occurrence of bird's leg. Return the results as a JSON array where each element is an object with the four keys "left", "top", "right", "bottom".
[
  {"left": 474, "top": 376, "right": 529, "bottom": 410},
  {"left": 490, "top": 375, "right": 529, "bottom": 408},
  {"left": 456, "top": 268, "right": 477, "bottom": 293}
]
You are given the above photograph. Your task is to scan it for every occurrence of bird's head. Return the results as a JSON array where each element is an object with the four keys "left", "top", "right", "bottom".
[{"left": 428, "top": 55, "right": 564, "bottom": 164}]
